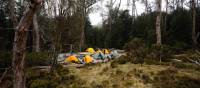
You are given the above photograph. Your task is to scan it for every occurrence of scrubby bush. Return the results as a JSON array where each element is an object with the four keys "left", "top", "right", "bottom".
[
  {"left": 29, "top": 79, "right": 50, "bottom": 88},
  {"left": 110, "top": 61, "right": 118, "bottom": 68},
  {"left": 26, "top": 52, "right": 49, "bottom": 66},
  {"left": 0, "top": 52, "right": 50, "bottom": 68},
  {"left": 122, "top": 38, "right": 184, "bottom": 65},
  {"left": 27, "top": 65, "right": 86, "bottom": 88},
  {"left": 172, "top": 62, "right": 200, "bottom": 70},
  {"left": 153, "top": 68, "right": 200, "bottom": 88},
  {"left": 110, "top": 55, "right": 130, "bottom": 68},
  {"left": 147, "top": 44, "right": 173, "bottom": 62},
  {"left": 123, "top": 38, "right": 147, "bottom": 64}
]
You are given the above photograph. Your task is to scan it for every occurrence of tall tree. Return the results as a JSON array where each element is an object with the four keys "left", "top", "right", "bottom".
[
  {"left": 127, "top": 0, "right": 130, "bottom": 9},
  {"left": 156, "top": 0, "right": 162, "bottom": 46},
  {"left": 141, "top": 0, "right": 149, "bottom": 13},
  {"left": 33, "top": 13, "right": 40, "bottom": 52},
  {"left": 191, "top": 0, "right": 199, "bottom": 46},
  {"left": 164, "top": 0, "right": 168, "bottom": 36},
  {"left": 12, "top": 0, "right": 41, "bottom": 88},
  {"left": 9, "top": 0, "right": 17, "bottom": 27},
  {"left": 180, "top": 0, "right": 185, "bottom": 8},
  {"left": 79, "top": 0, "right": 98, "bottom": 50},
  {"left": 132, "top": 0, "right": 137, "bottom": 21},
  {"left": 105, "top": 0, "right": 121, "bottom": 48}
]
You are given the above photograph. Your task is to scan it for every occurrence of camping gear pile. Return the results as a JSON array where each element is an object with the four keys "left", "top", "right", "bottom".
[{"left": 61, "top": 48, "right": 122, "bottom": 64}]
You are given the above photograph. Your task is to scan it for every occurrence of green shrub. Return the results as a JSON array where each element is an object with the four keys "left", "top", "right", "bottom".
[
  {"left": 115, "top": 56, "right": 129, "bottom": 64},
  {"left": 153, "top": 68, "right": 200, "bottom": 88},
  {"left": 0, "top": 51, "right": 12, "bottom": 68},
  {"left": 175, "top": 76, "right": 200, "bottom": 88},
  {"left": 123, "top": 38, "right": 147, "bottom": 64},
  {"left": 123, "top": 38, "right": 175, "bottom": 64},
  {"left": 29, "top": 79, "right": 50, "bottom": 88},
  {"left": 147, "top": 44, "right": 173, "bottom": 62},
  {"left": 26, "top": 52, "right": 49, "bottom": 66},
  {"left": 173, "top": 62, "right": 200, "bottom": 70},
  {"left": 27, "top": 65, "right": 86, "bottom": 88},
  {"left": 153, "top": 68, "right": 177, "bottom": 88},
  {"left": 0, "top": 52, "right": 49, "bottom": 68},
  {"left": 111, "top": 55, "right": 130, "bottom": 68},
  {"left": 124, "top": 38, "right": 145, "bottom": 52},
  {"left": 144, "top": 59, "right": 171, "bottom": 66}
]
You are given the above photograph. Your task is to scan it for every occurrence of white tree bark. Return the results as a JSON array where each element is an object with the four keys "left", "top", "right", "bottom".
[
  {"left": 191, "top": 0, "right": 198, "bottom": 46},
  {"left": 33, "top": 13, "right": 40, "bottom": 52},
  {"left": 164, "top": 0, "right": 168, "bottom": 35},
  {"left": 9, "top": 0, "right": 18, "bottom": 27},
  {"left": 156, "top": 0, "right": 162, "bottom": 46},
  {"left": 132, "top": 0, "right": 137, "bottom": 21}
]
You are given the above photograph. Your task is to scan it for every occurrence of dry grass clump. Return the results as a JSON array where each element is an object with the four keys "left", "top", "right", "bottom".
[{"left": 22, "top": 59, "right": 200, "bottom": 88}]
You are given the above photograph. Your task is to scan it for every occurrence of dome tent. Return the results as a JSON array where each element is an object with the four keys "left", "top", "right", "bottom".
[
  {"left": 83, "top": 55, "right": 93, "bottom": 64},
  {"left": 64, "top": 55, "right": 79, "bottom": 63},
  {"left": 86, "top": 48, "right": 95, "bottom": 53}
]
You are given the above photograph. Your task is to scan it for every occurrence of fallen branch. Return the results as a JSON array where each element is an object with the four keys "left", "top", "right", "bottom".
[
  {"left": 195, "top": 50, "right": 200, "bottom": 56},
  {"left": 187, "top": 57, "right": 200, "bottom": 66}
]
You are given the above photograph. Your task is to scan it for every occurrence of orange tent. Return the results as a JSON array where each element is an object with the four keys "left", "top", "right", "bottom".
[
  {"left": 64, "top": 55, "right": 79, "bottom": 63},
  {"left": 83, "top": 55, "right": 93, "bottom": 63}
]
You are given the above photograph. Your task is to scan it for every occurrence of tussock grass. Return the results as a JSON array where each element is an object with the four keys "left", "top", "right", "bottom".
[
  {"left": 3, "top": 58, "right": 200, "bottom": 88},
  {"left": 68, "top": 62, "right": 200, "bottom": 88}
]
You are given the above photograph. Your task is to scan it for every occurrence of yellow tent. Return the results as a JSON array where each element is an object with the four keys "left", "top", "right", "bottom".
[
  {"left": 102, "top": 49, "right": 110, "bottom": 54},
  {"left": 96, "top": 49, "right": 102, "bottom": 53},
  {"left": 86, "top": 48, "right": 95, "bottom": 53},
  {"left": 83, "top": 55, "right": 93, "bottom": 63},
  {"left": 64, "top": 55, "right": 79, "bottom": 63}
]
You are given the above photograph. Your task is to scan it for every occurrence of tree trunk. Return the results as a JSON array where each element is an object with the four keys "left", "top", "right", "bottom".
[
  {"left": 12, "top": 0, "right": 41, "bottom": 88},
  {"left": 181, "top": 0, "right": 184, "bottom": 9},
  {"left": 81, "top": 10, "right": 86, "bottom": 51},
  {"left": 33, "top": 13, "right": 40, "bottom": 52},
  {"left": 80, "top": 26, "right": 85, "bottom": 51},
  {"left": 80, "top": 0, "right": 86, "bottom": 51},
  {"left": 164, "top": 0, "right": 168, "bottom": 37},
  {"left": 192, "top": 0, "right": 198, "bottom": 46},
  {"left": 145, "top": 0, "right": 148, "bottom": 13},
  {"left": 126, "top": 0, "right": 130, "bottom": 9},
  {"left": 132, "top": 0, "right": 136, "bottom": 21},
  {"left": 156, "top": 0, "right": 162, "bottom": 46},
  {"left": 9, "top": 0, "right": 18, "bottom": 27},
  {"left": 108, "top": 0, "right": 114, "bottom": 48}
]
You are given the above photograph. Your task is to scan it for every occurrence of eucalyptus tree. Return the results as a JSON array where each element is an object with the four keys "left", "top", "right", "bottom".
[
  {"left": 141, "top": 0, "right": 151, "bottom": 13},
  {"left": 9, "top": 0, "right": 17, "bottom": 27},
  {"left": 105, "top": 0, "right": 121, "bottom": 48},
  {"left": 12, "top": 0, "right": 41, "bottom": 88},
  {"left": 33, "top": 11, "right": 40, "bottom": 52},
  {"left": 78, "top": 0, "right": 99, "bottom": 51},
  {"left": 156, "top": 0, "right": 162, "bottom": 46},
  {"left": 191, "top": 0, "right": 199, "bottom": 47},
  {"left": 132, "top": 0, "right": 137, "bottom": 21}
]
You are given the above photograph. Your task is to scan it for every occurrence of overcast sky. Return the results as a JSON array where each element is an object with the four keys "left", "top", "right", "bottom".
[{"left": 89, "top": 0, "right": 159, "bottom": 25}]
